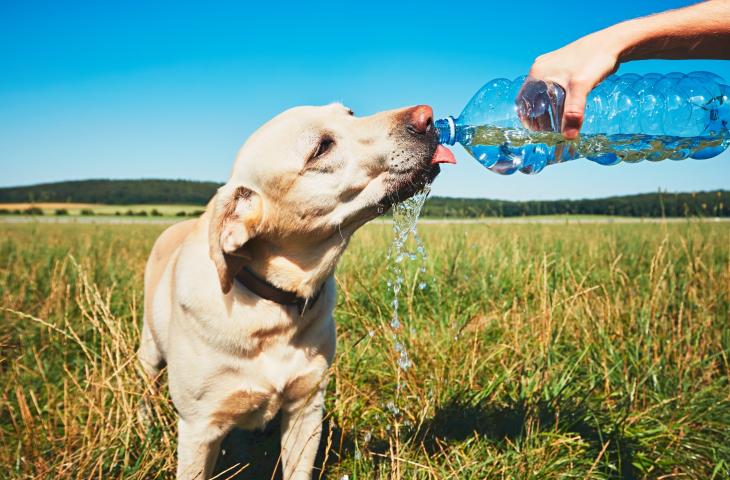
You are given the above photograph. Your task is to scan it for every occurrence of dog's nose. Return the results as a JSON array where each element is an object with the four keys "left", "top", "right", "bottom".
[{"left": 407, "top": 105, "right": 434, "bottom": 134}]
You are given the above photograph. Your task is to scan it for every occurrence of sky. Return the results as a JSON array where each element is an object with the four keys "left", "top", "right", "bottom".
[{"left": 1, "top": 0, "right": 729, "bottom": 200}]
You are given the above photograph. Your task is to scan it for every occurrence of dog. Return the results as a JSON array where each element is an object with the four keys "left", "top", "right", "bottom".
[{"left": 137, "top": 103, "right": 456, "bottom": 479}]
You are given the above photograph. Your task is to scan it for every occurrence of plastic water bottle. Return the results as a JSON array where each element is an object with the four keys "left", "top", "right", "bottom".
[{"left": 435, "top": 72, "right": 730, "bottom": 175}]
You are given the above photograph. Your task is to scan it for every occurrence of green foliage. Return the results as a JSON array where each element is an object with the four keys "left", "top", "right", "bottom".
[{"left": 23, "top": 207, "right": 43, "bottom": 215}]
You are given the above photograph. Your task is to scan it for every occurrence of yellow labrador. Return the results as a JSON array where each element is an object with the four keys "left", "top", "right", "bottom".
[{"left": 138, "top": 103, "right": 455, "bottom": 479}]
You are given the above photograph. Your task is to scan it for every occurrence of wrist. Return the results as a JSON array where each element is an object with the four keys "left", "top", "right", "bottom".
[
  {"left": 611, "top": 15, "right": 673, "bottom": 63},
  {"left": 604, "top": 19, "right": 645, "bottom": 64}
]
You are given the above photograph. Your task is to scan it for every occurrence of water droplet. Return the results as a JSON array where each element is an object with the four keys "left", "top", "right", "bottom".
[
  {"left": 386, "top": 400, "right": 401, "bottom": 416},
  {"left": 397, "top": 351, "right": 412, "bottom": 370},
  {"left": 418, "top": 282, "right": 427, "bottom": 290}
]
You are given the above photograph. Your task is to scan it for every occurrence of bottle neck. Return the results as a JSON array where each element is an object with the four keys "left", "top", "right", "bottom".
[{"left": 435, "top": 117, "right": 457, "bottom": 145}]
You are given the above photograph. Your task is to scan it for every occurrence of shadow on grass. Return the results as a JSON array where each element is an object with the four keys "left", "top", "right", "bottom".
[
  {"left": 212, "top": 413, "right": 359, "bottom": 480},
  {"left": 415, "top": 391, "right": 639, "bottom": 479},
  {"left": 212, "top": 390, "right": 639, "bottom": 479}
]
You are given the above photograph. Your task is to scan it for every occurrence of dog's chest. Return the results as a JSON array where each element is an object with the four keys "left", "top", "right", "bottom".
[
  {"left": 211, "top": 387, "right": 282, "bottom": 430},
  {"left": 208, "top": 346, "right": 327, "bottom": 430}
]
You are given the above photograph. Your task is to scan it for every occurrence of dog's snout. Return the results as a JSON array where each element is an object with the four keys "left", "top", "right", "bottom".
[{"left": 407, "top": 105, "right": 433, "bottom": 134}]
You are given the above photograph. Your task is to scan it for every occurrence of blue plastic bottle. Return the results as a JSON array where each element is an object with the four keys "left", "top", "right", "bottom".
[{"left": 435, "top": 72, "right": 730, "bottom": 175}]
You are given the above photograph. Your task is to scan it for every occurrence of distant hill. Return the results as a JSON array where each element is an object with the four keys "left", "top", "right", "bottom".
[
  {"left": 0, "top": 179, "right": 221, "bottom": 205},
  {"left": 423, "top": 190, "right": 729, "bottom": 218},
  {"left": 0, "top": 179, "right": 727, "bottom": 217}
]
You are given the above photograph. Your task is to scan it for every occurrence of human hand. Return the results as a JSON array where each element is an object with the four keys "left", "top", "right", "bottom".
[{"left": 528, "top": 30, "right": 622, "bottom": 139}]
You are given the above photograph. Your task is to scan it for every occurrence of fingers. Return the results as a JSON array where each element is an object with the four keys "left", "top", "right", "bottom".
[
  {"left": 561, "top": 83, "right": 590, "bottom": 140},
  {"left": 516, "top": 79, "right": 555, "bottom": 131}
]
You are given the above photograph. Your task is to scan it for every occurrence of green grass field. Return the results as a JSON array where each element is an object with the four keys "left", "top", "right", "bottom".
[{"left": 1, "top": 221, "right": 729, "bottom": 479}]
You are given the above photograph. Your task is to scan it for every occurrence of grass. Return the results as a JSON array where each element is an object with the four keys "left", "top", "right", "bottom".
[{"left": 1, "top": 220, "right": 728, "bottom": 479}]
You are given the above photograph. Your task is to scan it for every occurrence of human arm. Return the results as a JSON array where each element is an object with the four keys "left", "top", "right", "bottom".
[{"left": 528, "top": 0, "right": 730, "bottom": 139}]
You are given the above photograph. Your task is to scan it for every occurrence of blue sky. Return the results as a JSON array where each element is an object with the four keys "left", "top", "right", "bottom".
[{"left": 1, "top": 0, "right": 729, "bottom": 200}]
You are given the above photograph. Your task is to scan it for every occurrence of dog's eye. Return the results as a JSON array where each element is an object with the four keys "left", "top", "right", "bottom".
[{"left": 310, "top": 136, "right": 335, "bottom": 161}]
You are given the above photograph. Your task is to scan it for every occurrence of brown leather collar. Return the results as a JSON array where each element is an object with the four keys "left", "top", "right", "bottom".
[{"left": 234, "top": 266, "right": 324, "bottom": 314}]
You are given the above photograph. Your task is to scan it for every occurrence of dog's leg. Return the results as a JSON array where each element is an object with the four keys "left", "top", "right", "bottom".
[
  {"left": 137, "top": 320, "right": 165, "bottom": 425},
  {"left": 138, "top": 319, "right": 164, "bottom": 379},
  {"left": 280, "top": 388, "right": 325, "bottom": 480},
  {"left": 176, "top": 418, "right": 224, "bottom": 480}
]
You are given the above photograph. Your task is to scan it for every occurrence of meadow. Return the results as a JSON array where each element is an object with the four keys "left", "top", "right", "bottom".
[{"left": 1, "top": 220, "right": 729, "bottom": 479}]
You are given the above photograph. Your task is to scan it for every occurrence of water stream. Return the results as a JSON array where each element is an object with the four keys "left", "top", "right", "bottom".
[
  {"left": 387, "top": 183, "right": 431, "bottom": 374},
  {"left": 355, "top": 183, "right": 433, "bottom": 466}
]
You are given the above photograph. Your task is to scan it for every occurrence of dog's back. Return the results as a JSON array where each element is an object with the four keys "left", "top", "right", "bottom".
[{"left": 139, "top": 219, "right": 197, "bottom": 375}]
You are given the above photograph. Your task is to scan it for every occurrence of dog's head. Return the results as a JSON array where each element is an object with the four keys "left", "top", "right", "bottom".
[{"left": 209, "top": 103, "right": 455, "bottom": 294}]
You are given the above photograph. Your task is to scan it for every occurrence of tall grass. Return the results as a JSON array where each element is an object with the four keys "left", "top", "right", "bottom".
[{"left": 1, "top": 221, "right": 728, "bottom": 479}]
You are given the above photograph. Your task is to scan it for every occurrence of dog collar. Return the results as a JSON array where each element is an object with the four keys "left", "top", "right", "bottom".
[{"left": 235, "top": 266, "right": 324, "bottom": 314}]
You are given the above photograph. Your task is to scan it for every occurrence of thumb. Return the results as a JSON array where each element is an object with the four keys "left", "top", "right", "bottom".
[{"left": 561, "top": 85, "right": 589, "bottom": 140}]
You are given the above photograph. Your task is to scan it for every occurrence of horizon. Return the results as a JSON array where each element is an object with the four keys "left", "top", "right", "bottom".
[
  {"left": 2, "top": 0, "right": 730, "bottom": 200},
  {"left": 1, "top": 177, "right": 727, "bottom": 204}
]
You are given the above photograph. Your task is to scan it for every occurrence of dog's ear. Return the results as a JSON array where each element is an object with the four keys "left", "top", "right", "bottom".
[{"left": 208, "top": 185, "right": 263, "bottom": 294}]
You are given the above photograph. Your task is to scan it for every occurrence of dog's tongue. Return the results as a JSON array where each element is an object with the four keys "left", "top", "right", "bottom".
[{"left": 431, "top": 145, "right": 456, "bottom": 165}]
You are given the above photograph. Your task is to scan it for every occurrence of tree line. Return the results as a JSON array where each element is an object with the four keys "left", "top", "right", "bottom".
[
  {"left": 0, "top": 179, "right": 727, "bottom": 218},
  {"left": 0, "top": 179, "right": 221, "bottom": 205},
  {"left": 422, "top": 190, "right": 728, "bottom": 218}
]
